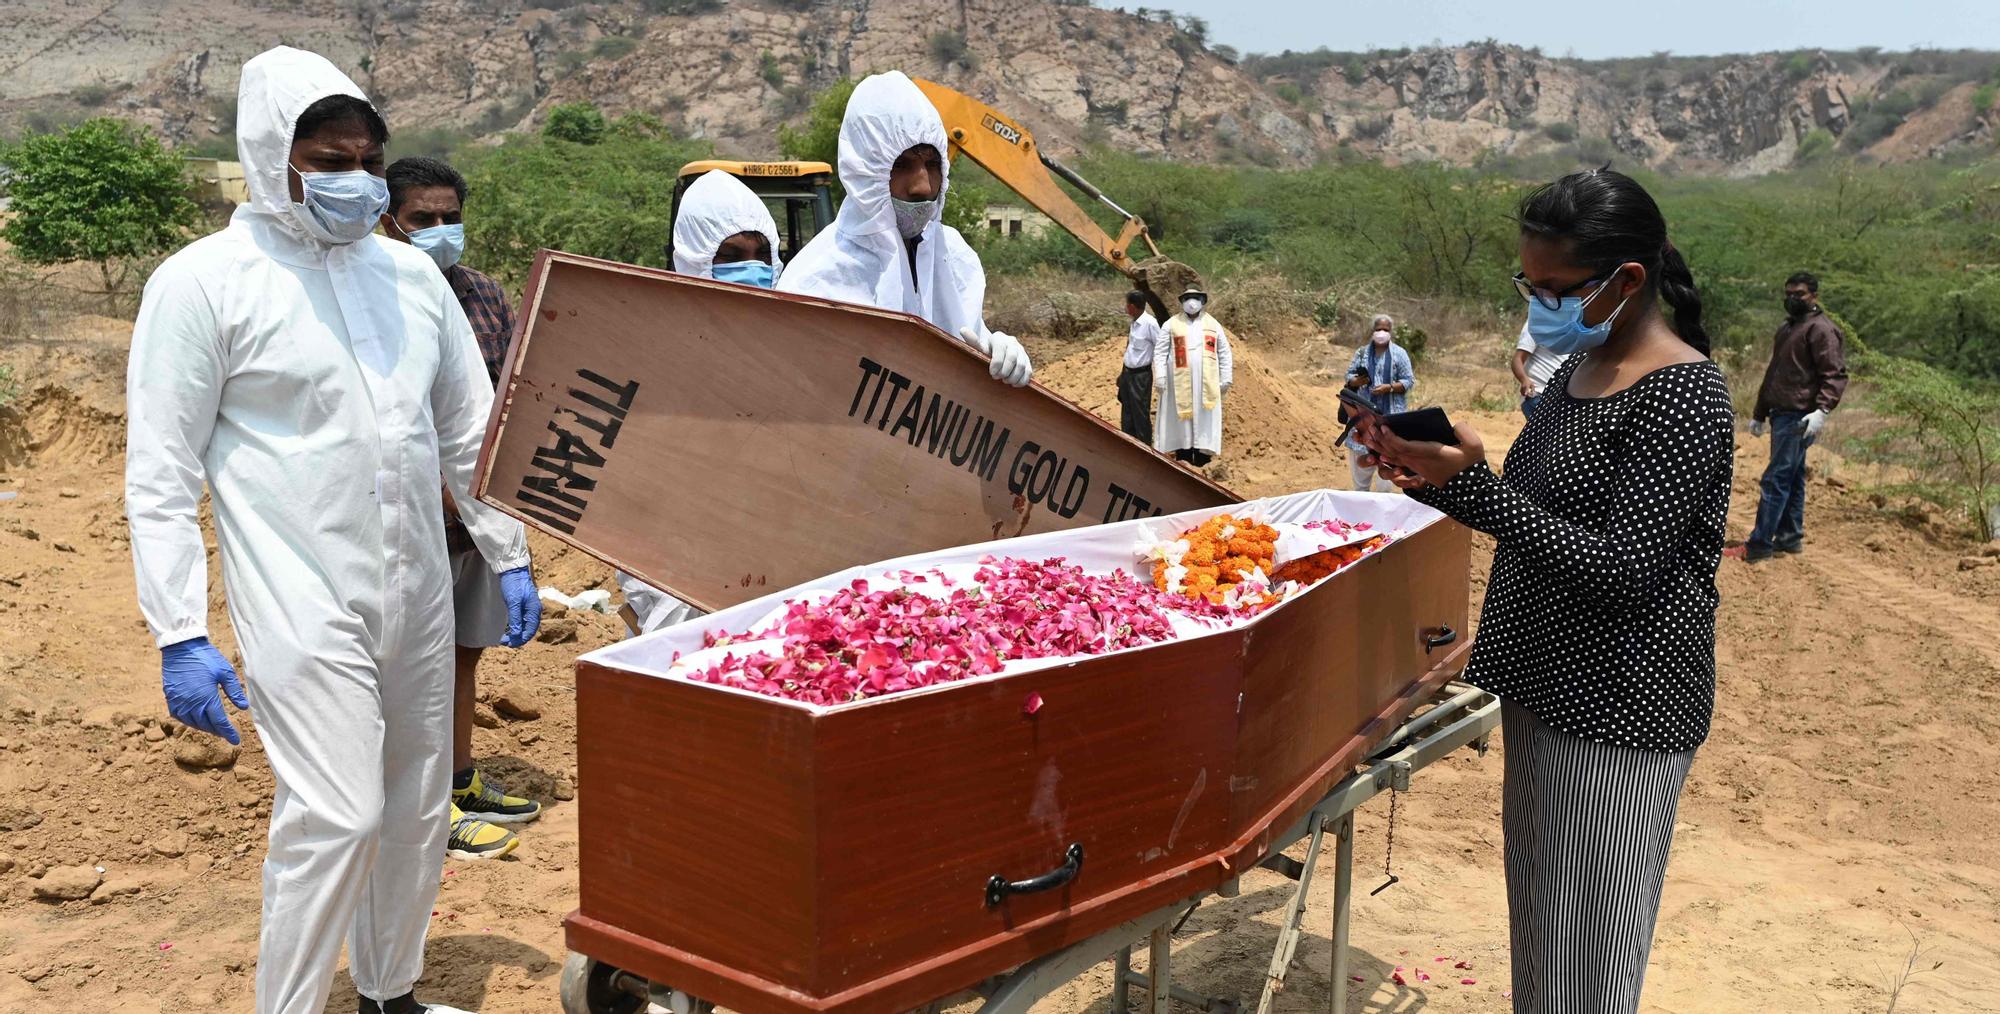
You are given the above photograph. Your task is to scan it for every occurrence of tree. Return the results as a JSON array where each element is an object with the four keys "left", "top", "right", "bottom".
[
  {"left": 543, "top": 101, "right": 607, "bottom": 145},
  {"left": 779, "top": 78, "right": 857, "bottom": 167},
  {"left": 459, "top": 121, "right": 714, "bottom": 288},
  {"left": 0, "top": 118, "right": 200, "bottom": 313}
]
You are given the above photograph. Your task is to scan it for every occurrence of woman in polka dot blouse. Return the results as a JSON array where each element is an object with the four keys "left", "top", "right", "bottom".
[{"left": 1359, "top": 168, "right": 1733, "bottom": 1014}]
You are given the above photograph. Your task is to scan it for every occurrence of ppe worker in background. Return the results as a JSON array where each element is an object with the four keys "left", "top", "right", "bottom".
[
  {"left": 1511, "top": 317, "right": 1568, "bottom": 420},
  {"left": 1729, "top": 270, "right": 1848, "bottom": 563},
  {"left": 616, "top": 169, "right": 785, "bottom": 637},
  {"left": 1342, "top": 313, "right": 1418, "bottom": 492},
  {"left": 1118, "top": 289, "right": 1167, "bottom": 442},
  {"left": 125, "top": 47, "right": 540, "bottom": 1014},
  {"left": 779, "top": 70, "right": 1032, "bottom": 387},
  {"left": 380, "top": 156, "right": 542, "bottom": 863},
  {"left": 1153, "top": 286, "right": 1234, "bottom": 467}
]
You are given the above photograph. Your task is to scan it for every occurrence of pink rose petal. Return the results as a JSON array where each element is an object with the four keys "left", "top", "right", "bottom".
[
  {"left": 1455, "top": 960, "right": 1473, "bottom": 969},
  {"left": 1461, "top": 978, "right": 1478, "bottom": 985},
  {"left": 158, "top": 942, "right": 173, "bottom": 951},
  {"left": 1392, "top": 971, "right": 1408, "bottom": 986},
  {"left": 1022, "top": 692, "right": 1044, "bottom": 715}
]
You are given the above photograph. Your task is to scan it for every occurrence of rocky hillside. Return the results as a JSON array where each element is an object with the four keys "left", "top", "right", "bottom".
[{"left": 3, "top": 0, "right": 1994, "bottom": 174}]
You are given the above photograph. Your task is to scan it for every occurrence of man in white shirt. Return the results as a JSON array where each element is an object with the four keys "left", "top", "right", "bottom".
[
  {"left": 1511, "top": 320, "right": 1569, "bottom": 420},
  {"left": 1118, "top": 289, "right": 1165, "bottom": 441}
]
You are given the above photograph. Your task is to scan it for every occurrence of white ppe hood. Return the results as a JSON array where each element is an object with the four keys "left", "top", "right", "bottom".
[
  {"left": 777, "top": 71, "right": 992, "bottom": 343},
  {"left": 672, "top": 170, "right": 784, "bottom": 279}
]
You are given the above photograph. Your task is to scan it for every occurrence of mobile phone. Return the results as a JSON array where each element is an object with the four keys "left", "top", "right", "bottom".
[
  {"left": 1337, "top": 387, "right": 1378, "bottom": 419},
  {"left": 1381, "top": 406, "right": 1460, "bottom": 445}
]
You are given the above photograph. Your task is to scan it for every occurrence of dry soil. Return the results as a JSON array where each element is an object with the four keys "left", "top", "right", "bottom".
[{"left": 1, "top": 311, "right": 1996, "bottom": 1013}]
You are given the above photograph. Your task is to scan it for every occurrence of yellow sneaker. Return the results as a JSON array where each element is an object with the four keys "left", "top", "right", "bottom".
[
  {"left": 452, "top": 767, "right": 543, "bottom": 825},
  {"left": 447, "top": 803, "right": 518, "bottom": 862}
]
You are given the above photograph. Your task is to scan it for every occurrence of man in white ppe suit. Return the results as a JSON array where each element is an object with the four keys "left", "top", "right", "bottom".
[
  {"left": 616, "top": 169, "right": 785, "bottom": 636},
  {"left": 124, "top": 46, "right": 539, "bottom": 1014},
  {"left": 778, "top": 70, "right": 1032, "bottom": 387}
]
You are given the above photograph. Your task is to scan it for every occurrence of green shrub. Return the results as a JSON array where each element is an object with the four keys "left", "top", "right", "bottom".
[
  {"left": 1311, "top": 291, "right": 1340, "bottom": 329},
  {"left": 779, "top": 78, "right": 856, "bottom": 166},
  {"left": 1209, "top": 207, "right": 1276, "bottom": 252},
  {"left": 1783, "top": 52, "right": 1814, "bottom": 81},
  {"left": 1, "top": 118, "right": 200, "bottom": 314},
  {"left": 760, "top": 50, "right": 784, "bottom": 88},
  {"left": 928, "top": 30, "right": 973, "bottom": 68},
  {"left": 1795, "top": 127, "right": 1835, "bottom": 163},
  {"left": 1393, "top": 321, "right": 1429, "bottom": 362},
  {"left": 459, "top": 124, "right": 713, "bottom": 288},
  {"left": 1350, "top": 114, "right": 1391, "bottom": 140},
  {"left": 1542, "top": 121, "right": 1577, "bottom": 143},
  {"left": 591, "top": 36, "right": 638, "bottom": 60},
  {"left": 1273, "top": 82, "right": 1304, "bottom": 106},
  {"left": 1851, "top": 351, "right": 2000, "bottom": 538},
  {"left": 542, "top": 101, "right": 606, "bottom": 144},
  {"left": 1974, "top": 83, "right": 1997, "bottom": 115}
]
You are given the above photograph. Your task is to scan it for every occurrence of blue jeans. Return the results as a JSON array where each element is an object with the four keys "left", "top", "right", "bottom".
[
  {"left": 1748, "top": 411, "right": 1814, "bottom": 552},
  {"left": 1521, "top": 394, "right": 1542, "bottom": 420}
]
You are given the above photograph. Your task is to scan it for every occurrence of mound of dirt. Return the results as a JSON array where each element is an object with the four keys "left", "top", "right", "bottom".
[
  {"left": 0, "top": 384, "right": 126, "bottom": 469},
  {"left": 1031, "top": 332, "right": 1343, "bottom": 495}
]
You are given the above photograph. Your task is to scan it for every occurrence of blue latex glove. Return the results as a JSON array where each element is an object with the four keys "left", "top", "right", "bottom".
[
  {"left": 161, "top": 636, "right": 249, "bottom": 745},
  {"left": 499, "top": 566, "right": 542, "bottom": 648}
]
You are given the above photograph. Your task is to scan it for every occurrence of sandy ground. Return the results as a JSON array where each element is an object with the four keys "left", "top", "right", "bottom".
[{"left": 1, "top": 308, "right": 1997, "bottom": 1014}]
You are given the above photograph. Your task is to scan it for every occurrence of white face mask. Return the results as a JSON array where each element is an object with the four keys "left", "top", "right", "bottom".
[
  {"left": 891, "top": 196, "right": 938, "bottom": 240},
  {"left": 290, "top": 165, "right": 389, "bottom": 245},
  {"left": 406, "top": 223, "right": 464, "bottom": 271},
  {"left": 1371, "top": 329, "right": 1392, "bottom": 345},
  {"left": 1182, "top": 298, "right": 1204, "bottom": 317}
]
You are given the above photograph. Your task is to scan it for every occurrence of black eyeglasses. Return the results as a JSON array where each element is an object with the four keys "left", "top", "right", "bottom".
[{"left": 1512, "top": 271, "right": 1613, "bottom": 311}]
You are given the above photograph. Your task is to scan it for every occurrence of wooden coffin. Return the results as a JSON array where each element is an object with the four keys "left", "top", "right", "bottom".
[
  {"left": 567, "top": 491, "right": 1472, "bottom": 1012},
  {"left": 475, "top": 250, "right": 1234, "bottom": 611}
]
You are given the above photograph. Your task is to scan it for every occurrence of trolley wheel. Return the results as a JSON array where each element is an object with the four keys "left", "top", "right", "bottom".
[{"left": 559, "top": 950, "right": 647, "bottom": 1014}]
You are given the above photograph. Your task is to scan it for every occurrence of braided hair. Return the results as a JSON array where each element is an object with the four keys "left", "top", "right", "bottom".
[{"left": 1518, "top": 167, "right": 1710, "bottom": 355}]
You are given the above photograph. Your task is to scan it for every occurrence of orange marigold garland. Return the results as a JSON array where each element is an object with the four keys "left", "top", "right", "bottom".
[
  {"left": 1269, "top": 535, "right": 1385, "bottom": 585},
  {"left": 1147, "top": 513, "right": 1280, "bottom": 606}
]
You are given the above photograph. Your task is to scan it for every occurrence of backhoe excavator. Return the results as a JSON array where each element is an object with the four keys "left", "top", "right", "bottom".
[
  {"left": 912, "top": 78, "right": 1201, "bottom": 298},
  {"left": 666, "top": 80, "right": 1200, "bottom": 297}
]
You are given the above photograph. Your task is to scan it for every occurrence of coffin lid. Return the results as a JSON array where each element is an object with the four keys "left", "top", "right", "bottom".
[{"left": 475, "top": 250, "right": 1236, "bottom": 613}]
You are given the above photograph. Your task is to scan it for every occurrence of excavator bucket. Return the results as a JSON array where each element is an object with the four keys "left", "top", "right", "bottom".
[{"left": 1131, "top": 256, "right": 1205, "bottom": 299}]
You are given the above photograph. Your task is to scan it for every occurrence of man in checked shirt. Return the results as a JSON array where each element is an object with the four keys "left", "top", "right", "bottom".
[{"left": 381, "top": 156, "right": 542, "bottom": 861}]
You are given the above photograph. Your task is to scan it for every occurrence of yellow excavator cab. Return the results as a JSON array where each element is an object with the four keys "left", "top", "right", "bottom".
[{"left": 669, "top": 160, "right": 838, "bottom": 266}]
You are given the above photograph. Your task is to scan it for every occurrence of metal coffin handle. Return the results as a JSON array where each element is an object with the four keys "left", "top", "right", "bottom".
[
  {"left": 1424, "top": 624, "right": 1458, "bottom": 654},
  {"left": 985, "top": 843, "right": 1084, "bottom": 907}
]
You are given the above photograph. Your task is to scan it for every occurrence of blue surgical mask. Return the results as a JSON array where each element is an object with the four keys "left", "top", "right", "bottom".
[
  {"left": 712, "top": 260, "right": 775, "bottom": 289},
  {"left": 1525, "top": 278, "right": 1631, "bottom": 356},
  {"left": 406, "top": 223, "right": 465, "bottom": 271},
  {"left": 290, "top": 165, "right": 389, "bottom": 245}
]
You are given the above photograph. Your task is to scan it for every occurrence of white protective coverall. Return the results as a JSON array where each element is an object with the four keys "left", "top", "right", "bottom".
[
  {"left": 1153, "top": 310, "right": 1235, "bottom": 456},
  {"left": 124, "top": 47, "right": 529, "bottom": 1014},
  {"left": 777, "top": 71, "right": 1006, "bottom": 351},
  {"left": 617, "top": 170, "right": 786, "bottom": 635}
]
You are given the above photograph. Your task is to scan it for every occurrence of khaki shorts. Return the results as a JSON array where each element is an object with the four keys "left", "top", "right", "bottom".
[{"left": 450, "top": 546, "right": 511, "bottom": 649}]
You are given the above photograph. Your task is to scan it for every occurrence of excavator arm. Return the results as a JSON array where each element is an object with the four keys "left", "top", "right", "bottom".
[{"left": 914, "top": 78, "right": 1163, "bottom": 282}]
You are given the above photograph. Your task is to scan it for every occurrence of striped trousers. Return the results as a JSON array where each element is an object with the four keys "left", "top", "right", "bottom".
[{"left": 1502, "top": 700, "right": 1696, "bottom": 1014}]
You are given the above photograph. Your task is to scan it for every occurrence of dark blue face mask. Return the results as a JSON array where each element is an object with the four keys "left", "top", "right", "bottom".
[{"left": 712, "top": 260, "right": 775, "bottom": 289}]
